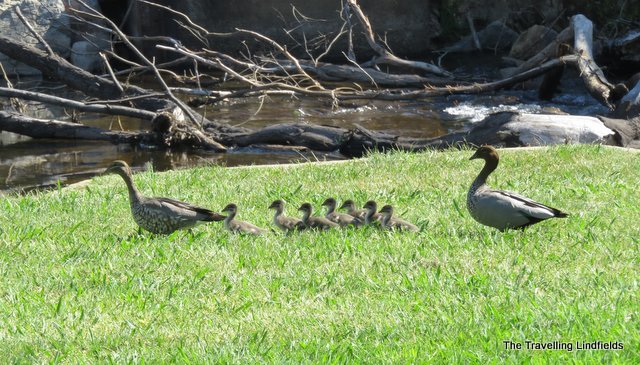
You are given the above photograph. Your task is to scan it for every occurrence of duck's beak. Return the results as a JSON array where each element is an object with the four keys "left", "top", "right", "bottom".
[{"left": 469, "top": 150, "right": 480, "bottom": 160}]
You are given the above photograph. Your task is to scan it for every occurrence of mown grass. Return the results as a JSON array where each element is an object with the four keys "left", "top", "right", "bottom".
[{"left": 0, "top": 145, "right": 637, "bottom": 363}]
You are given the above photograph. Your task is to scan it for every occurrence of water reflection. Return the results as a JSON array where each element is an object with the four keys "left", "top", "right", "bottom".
[
  {"left": 0, "top": 81, "right": 607, "bottom": 192},
  {"left": 0, "top": 137, "right": 341, "bottom": 193}
]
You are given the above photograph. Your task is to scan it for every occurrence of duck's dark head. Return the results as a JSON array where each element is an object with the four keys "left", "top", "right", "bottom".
[
  {"left": 339, "top": 199, "right": 355, "bottom": 210},
  {"left": 470, "top": 145, "right": 500, "bottom": 163},
  {"left": 104, "top": 160, "right": 132, "bottom": 176},
  {"left": 221, "top": 203, "right": 238, "bottom": 214},
  {"left": 298, "top": 202, "right": 313, "bottom": 213},
  {"left": 321, "top": 198, "right": 337, "bottom": 207},
  {"left": 268, "top": 200, "right": 284, "bottom": 210},
  {"left": 379, "top": 205, "right": 394, "bottom": 216},
  {"left": 363, "top": 200, "right": 377, "bottom": 212}
]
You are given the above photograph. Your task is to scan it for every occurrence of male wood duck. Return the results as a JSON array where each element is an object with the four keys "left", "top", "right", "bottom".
[
  {"left": 298, "top": 202, "right": 339, "bottom": 230},
  {"left": 378, "top": 205, "right": 419, "bottom": 232},
  {"left": 339, "top": 199, "right": 367, "bottom": 219},
  {"left": 362, "top": 200, "right": 384, "bottom": 225},
  {"left": 322, "top": 198, "right": 362, "bottom": 226},
  {"left": 268, "top": 199, "right": 305, "bottom": 232},
  {"left": 104, "top": 160, "right": 225, "bottom": 234},
  {"left": 221, "top": 203, "right": 267, "bottom": 235},
  {"left": 467, "top": 145, "right": 568, "bottom": 231}
]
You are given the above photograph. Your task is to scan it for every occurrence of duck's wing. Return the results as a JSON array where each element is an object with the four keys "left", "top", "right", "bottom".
[
  {"left": 279, "top": 216, "right": 306, "bottom": 230},
  {"left": 329, "top": 212, "right": 358, "bottom": 226},
  {"left": 389, "top": 217, "right": 419, "bottom": 232},
  {"left": 236, "top": 220, "right": 267, "bottom": 235},
  {"left": 493, "top": 190, "right": 568, "bottom": 218},
  {"left": 154, "top": 197, "right": 226, "bottom": 221}
]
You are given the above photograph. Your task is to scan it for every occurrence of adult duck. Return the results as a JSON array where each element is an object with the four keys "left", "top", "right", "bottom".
[
  {"left": 378, "top": 205, "right": 419, "bottom": 232},
  {"left": 104, "top": 160, "right": 225, "bottom": 234},
  {"left": 268, "top": 200, "right": 305, "bottom": 232},
  {"left": 221, "top": 203, "right": 267, "bottom": 235},
  {"left": 467, "top": 146, "right": 568, "bottom": 231},
  {"left": 298, "top": 203, "right": 339, "bottom": 230}
]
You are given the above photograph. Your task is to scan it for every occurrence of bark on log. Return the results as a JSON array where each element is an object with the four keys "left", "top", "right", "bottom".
[
  {"left": 0, "top": 111, "right": 153, "bottom": 143},
  {"left": 571, "top": 14, "right": 615, "bottom": 108},
  {"left": 0, "top": 87, "right": 156, "bottom": 120}
]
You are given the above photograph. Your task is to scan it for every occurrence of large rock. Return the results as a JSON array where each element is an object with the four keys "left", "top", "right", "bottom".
[
  {"left": 65, "top": 0, "right": 110, "bottom": 72},
  {"left": 509, "top": 25, "right": 558, "bottom": 60},
  {"left": 443, "top": 20, "right": 519, "bottom": 53},
  {"left": 0, "top": 0, "right": 70, "bottom": 76},
  {"left": 71, "top": 41, "right": 103, "bottom": 72}
]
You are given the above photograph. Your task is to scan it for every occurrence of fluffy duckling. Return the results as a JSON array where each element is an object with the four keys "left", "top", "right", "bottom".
[
  {"left": 322, "top": 198, "right": 362, "bottom": 227},
  {"left": 378, "top": 205, "right": 419, "bottom": 232},
  {"left": 221, "top": 203, "right": 266, "bottom": 235},
  {"left": 362, "top": 200, "right": 384, "bottom": 226},
  {"left": 467, "top": 145, "right": 568, "bottom": 231},
  {"left": 339, "top": 199, "right": 367, "bottom": 219},
  {"left": 268, "top": 200, "right": 305, "bottom": 232},
  {"left": 298, "top": 203, "right": 339, "bottom": 230},
  {"left": 104, "top": 160, "right": 225, "bottom": 234}
]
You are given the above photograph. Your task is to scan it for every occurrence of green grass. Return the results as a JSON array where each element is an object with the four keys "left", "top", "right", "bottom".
[{"left": 0, "top": 145, "right": 638, "bottom": 363}]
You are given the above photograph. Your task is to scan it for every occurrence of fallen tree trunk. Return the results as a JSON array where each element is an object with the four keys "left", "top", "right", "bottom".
[
  {"left": 0, "top": 87, "right": 156, "bottom": 120},
  {"left": 571, "top": 15, "right": 615, "bottom": 108},
  {"left": 0, "top": 110, "right": 153, "bottom": 143}
]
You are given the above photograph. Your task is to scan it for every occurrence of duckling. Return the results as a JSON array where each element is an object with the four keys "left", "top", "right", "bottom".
[
  {"left": 298, "top": 202, "right": 339, "bottom": 230},
  {"left": 378, "top": 205, "right": 419, "bottom": 232},
  {"left": 268, "top": 199, "right": 305, "bottom": 232},
  {"left": 467, "top": 145, "right": 568, "bottom": 231},
  {"left": 104, "top": 160, "right": 225, "bottom": 234},
  {"left": 322, "top": 198, "right": 362, "bottom": 227},
  {"left": 221, "top": 203, "right": 267, "bottom": 235},
  {"left": 362, "top": 200, "right": 384, "bottom": 226},
  {"left": 339, "top": 199, "right": 367, "bottom": 219}
]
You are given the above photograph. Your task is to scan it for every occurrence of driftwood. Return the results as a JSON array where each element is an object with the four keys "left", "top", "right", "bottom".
[
  {"left": 0, "top": 110, "right": 151, "bottom": 143},
  {"left": 571, "top": 15, "right": 616, "bottom": 108},
  {"left": 0, "top": 87, "right": 156, "bottom": 120}
]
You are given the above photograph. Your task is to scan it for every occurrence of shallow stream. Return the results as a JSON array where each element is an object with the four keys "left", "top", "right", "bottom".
[{"left": 0, "top": 70, "right": 608, "bottom": 193}]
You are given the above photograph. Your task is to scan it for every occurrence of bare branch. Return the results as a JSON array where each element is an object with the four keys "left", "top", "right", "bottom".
[{"left": 14, "top": 6, "right": 56, "bottom": 56}]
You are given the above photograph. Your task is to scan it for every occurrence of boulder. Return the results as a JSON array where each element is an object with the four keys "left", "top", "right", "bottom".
[
  {"left": 71, "top": 41, "right": 103, "bottom": 72},
  {"left": 444, "top": 20, "right": 519, "bottom": 53},
  {"left": 0, "top": 0, "right": 70, "bottom": 77},
  {"left": 509, "top": 25, "right": 558, "bottom": 60}
]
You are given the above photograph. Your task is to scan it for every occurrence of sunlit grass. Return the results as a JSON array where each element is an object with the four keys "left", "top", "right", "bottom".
[{"left": 0, "top": 145, "right": 637, "bottom": 363}]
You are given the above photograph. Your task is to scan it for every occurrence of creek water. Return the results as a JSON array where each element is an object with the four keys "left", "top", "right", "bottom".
[{"left": 0, "top": 71, "right": 607, "bottom": 193}]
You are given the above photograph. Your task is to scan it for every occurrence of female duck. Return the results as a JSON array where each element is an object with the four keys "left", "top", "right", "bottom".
[
  {"left": 104, "top": 160, "right": 225, "bottom": 234},
  {"left": 467, "top": 146, "right": 568, "bottom": 231},
  {"left": 221, "top": 203, "right": 266, "bottom": 235}
]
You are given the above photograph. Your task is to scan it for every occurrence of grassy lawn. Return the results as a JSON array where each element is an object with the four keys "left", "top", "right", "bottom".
[{"left": 0, "top": 145, "right": 637, "bottom": 363}]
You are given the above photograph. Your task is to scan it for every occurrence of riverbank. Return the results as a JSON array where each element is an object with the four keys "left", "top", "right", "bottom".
[{"left": 0, "top": 145, "right": 637, "bottom": 362}]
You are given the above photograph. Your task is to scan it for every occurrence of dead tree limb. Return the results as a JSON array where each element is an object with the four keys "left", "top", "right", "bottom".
[
  {"left": 71, "top": 0, "right": 204, "bottom": 127},
  {"left": 345, "top": 0, "right": 452, "bottom": 78},
  {"left": 571, "top": 14, "right": 615, "bottom": 108},
  {"left": 0, "top": 110, "right": 152, "bottom": 143},
  {"left": 0, "top": 87, "right": 156, "bottom": 120}
]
